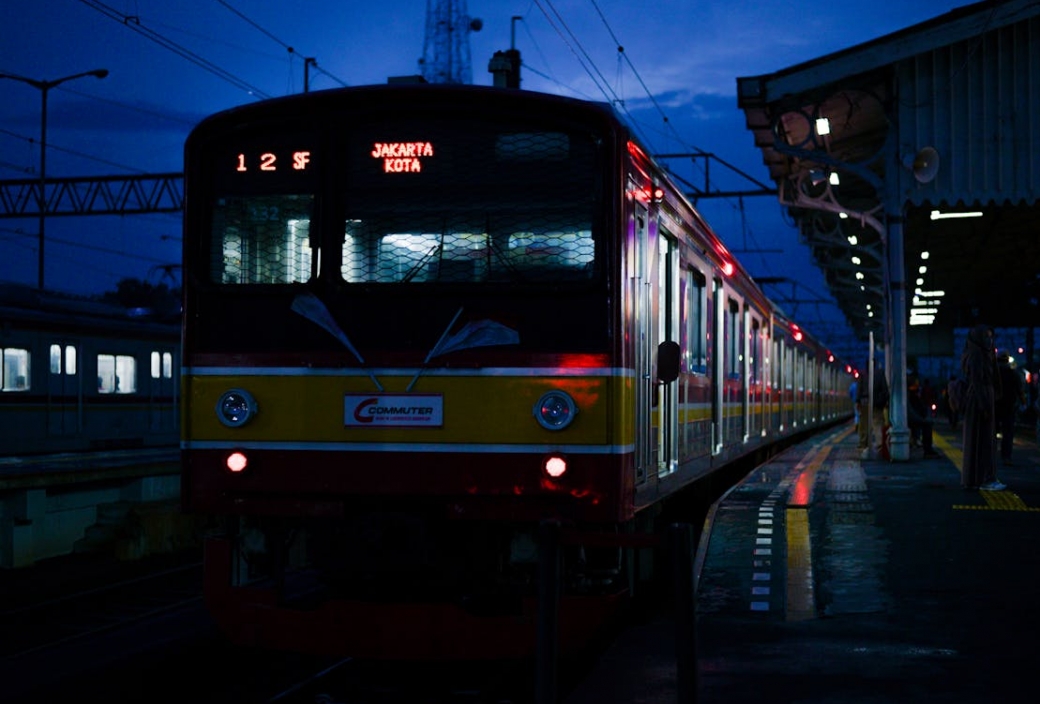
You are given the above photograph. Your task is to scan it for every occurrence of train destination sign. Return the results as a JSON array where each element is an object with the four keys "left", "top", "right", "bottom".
[{"left": 371, "top": 141, "right": 434, "bottom": 173}]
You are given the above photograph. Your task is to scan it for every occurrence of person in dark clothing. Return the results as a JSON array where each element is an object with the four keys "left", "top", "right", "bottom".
[
  {"left": 856, "top": 362, "right": 889, "bottom": 452},
  {"left": 943, "top": 374, "right": 960, "bottom": 430},
  {"left": 995, "top": 350, "right": 1024, "bottom": 466},
  {"left": 907, "top": 377, "right": 939, "bottom": 458},
  {"left": 960, "top": 325, "right": 1003, "bottom": 490}
]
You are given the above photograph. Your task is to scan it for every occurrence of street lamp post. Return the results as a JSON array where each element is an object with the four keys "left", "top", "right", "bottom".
[{"left": 0, "top": 69, "right": 108, "bottom": 290}]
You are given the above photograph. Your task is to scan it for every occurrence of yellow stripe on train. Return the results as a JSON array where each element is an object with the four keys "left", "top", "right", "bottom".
[{"left": 183, "top": 370, "right": 634, "bottom": 445}]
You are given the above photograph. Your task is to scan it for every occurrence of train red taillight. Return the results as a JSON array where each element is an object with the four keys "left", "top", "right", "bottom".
[
  {"left": 225, "top": 451, "right": 249, "bottom": 473},
  {"left": 543, "top": 454, "right": 568, "bottom": 478}
]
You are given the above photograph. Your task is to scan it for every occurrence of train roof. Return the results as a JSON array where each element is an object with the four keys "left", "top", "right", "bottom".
[{"left": 0, "top": 283, "right": 180, "bottom": 339}]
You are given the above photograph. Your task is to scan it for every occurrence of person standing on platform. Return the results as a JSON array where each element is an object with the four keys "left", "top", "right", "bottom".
[
  {"left": 960, "top": 325, "right": 1004, "bottom": 490},
  {"left": 907, "top": 377, "right": 940, "bottom": 458},
  {"left": 942, "top": 375, "right": 960, "bottom": 430},
  {"left": 857, "top": 362, "right": 889, "bottom": 453},
  {"left": 849, "top": 377, "right": 860, "bottom": 429},
  {"left": 995, "top": 350, "right": 1024, "bottom": 466}
]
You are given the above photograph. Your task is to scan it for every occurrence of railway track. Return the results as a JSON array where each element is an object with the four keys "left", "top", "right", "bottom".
[{"left": 0, "top": 559, "right": 204, "bottom": 659}]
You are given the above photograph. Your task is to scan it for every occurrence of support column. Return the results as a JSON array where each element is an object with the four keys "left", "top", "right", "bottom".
[{"left": 884, "top": 132, "right": 910, "bottom": 462}]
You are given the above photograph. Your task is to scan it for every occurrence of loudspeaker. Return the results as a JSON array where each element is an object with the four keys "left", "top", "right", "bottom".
[{"left": 905, "top": 146, "right": 940, "bottom": 183}]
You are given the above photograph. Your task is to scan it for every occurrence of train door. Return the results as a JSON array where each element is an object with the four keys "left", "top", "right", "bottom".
[
  {"left": 682, "top": 266, "right": 709, "bottom": 458},
  {"left": 711, "top": 277, "right": 724, "bottom": 455},
  {"left": 147, "top": 347, "right": 178, "bottom": 431},
  {"left": 777, "top": 338, "right": 789, "bottom": 432},
  {"left": 631, "top": 196, "right": 653, "bottom": 484},
  {"left": 722, "top": 294, "right": 744, "bottom": 450},
  {"left": 658, "top": 232, "right": 679, "bottom": 476},
  {"left": 794, "top": 349, "right": 804, "bottom": 428},
  {"left": 748, "top": 315, "right": 762, "bottom": 439},
  {"left": 47, "top": 341, "right": 80, "bottom": 436},
  {"left": 741, "top": 305, "right": 751, "bottom": 442}
]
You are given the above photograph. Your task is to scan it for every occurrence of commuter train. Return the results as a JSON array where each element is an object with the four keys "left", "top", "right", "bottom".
[
  {"left": 180, "top": 84, "right": 853, "bottom": 660},
  {"left": 0, "top": 284, "right": 180, "bottom": 456}
]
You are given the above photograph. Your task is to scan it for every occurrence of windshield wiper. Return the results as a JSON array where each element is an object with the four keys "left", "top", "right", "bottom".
[{"left": 291, "top": 291, "right": 384, "bottom": 391}]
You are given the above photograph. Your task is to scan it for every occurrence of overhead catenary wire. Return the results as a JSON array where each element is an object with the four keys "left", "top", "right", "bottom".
[
  {"left": 0, "top": 126, "right": 153, "bottom": 175},
  {"left": 76, "top": 0, "right": 273, "bottom": 99},
  {"left": 214, "top": 0, "right": 349, "bottom": 89},
  {"left": 528, "top": 0, "right": 855, "bottom": 355}
]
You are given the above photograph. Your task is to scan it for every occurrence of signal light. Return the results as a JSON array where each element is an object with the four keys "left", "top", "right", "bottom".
[
  {"left": 543, "top": 454, "right": 568, "bottom": 478},
  {"left": 226, "top": 451, "right": 249, "bottom": 473}
]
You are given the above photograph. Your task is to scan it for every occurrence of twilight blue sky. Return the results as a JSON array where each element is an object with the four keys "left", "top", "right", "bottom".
[{"left": 0, "top": 0, "right": 969, "bottom": 358}]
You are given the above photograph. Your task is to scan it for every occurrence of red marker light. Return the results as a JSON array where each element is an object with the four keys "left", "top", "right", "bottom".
[
  {"left": 721, "top": 261, "right": 734, "bottom": 277},
  {"left": 226, "top": 451, "right": 248, "bottom": 473}
]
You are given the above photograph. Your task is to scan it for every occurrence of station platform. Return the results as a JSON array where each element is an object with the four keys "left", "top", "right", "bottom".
[{"left": 566, "top": 419, "right": 1040, "bottom": 703}]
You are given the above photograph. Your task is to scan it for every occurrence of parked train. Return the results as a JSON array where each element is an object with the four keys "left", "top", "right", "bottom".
[
  {"left": 180, "top": 84, "right": 854, "bottom": 661},
  {"left": 0, "top": 283, "right": 180, "bottom": 456}
]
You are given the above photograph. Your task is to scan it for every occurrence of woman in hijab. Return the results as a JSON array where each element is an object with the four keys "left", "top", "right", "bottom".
[{"left": 960, "top": 324, "right": 1004, "bottom": 490}]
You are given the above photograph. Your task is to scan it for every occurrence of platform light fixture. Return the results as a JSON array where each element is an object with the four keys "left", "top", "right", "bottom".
[{"left": 930, "top": 210, "right": 983, "bottom": 220}]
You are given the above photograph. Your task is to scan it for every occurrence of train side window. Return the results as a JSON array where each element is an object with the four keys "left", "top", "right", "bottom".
[
  {"left": 98, "top": 354, "right": 137, "bottom": 394},
  {"left": 726, "top": 299, "right": 740, "bottom": 379},
  {"left": 49, "top": 344, "right": 77, "bottom": 375},
  {"left": 150, "top": 351, "right": 175, "bottom": 379},
  {"left": 683, "top": 268, "right": 707, "bottom": 374},
  {"left": 1, "top": 347, "right": 30, "bottom": 391}
]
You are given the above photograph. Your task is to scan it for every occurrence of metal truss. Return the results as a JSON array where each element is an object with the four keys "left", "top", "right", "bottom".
[{"left": 0, "top": 173, "right": 184, "bottom": 218}]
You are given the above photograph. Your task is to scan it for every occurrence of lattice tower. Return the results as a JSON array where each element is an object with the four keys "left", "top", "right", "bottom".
[{"left": 420, "top": 0, "right": 483, "bottom": 84}]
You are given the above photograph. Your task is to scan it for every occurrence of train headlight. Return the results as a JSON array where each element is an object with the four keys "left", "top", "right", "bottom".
[
  {"left": 534, "top": 390, "right": 577, "bottom": 430},
  {"left": 226, "top": 451, "right": 249, "bottom": 473},
  {"left": 216, "top": 388, "right": 257, "bottom": 428},
  {"left": 543, "top": 454, "right": 568, "bottom": 478}
]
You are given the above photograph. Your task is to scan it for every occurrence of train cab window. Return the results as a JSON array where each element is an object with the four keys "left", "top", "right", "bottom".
[
  {"left": 210, "top": 194, "right": 314, "bottom": 285},
  {"left": 49, "top": 344, "right": 76, "bottom": 376},
  {"left": 339, "top": 219, "right": 595, "bottom": 284},
  {"left": 1, "top": 347, "right": 30, "bottom": 391},
  {"left": 97, "top": 354, "right": 137, "bottom": 394},
  {"left": 151, "top": 351, "right": 173, "bottom": 379},
  {"left": 506, "top": 230, "right": 594, "bottom": 277}
]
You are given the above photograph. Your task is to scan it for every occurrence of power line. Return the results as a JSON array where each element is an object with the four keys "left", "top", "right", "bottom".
[
  {"left": 0, "top": 224, "right": 176, "bottom": 266},
  {"left": 0, "top": 126, "right": 152, "bottom": 175},
  {"left": 76, "top": 0, "right": 272, "bottom": 99},
  {"left": 214, "top": 0, "right": 349, "bottom": 90}
]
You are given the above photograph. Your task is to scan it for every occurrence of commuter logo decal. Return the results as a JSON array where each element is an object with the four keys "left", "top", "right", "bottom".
[{"left": 344, "top": 393, "right": 443, "bottom": 427}]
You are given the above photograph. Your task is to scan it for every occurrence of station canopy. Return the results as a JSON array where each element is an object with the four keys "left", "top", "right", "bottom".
[{"left": 736, "top": 0, "right": 1040, "bottom": 356}]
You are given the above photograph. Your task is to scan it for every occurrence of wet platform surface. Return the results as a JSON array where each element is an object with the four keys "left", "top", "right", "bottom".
[{"left": 566, "top": 420, "right": 1040, "bottom": 703}]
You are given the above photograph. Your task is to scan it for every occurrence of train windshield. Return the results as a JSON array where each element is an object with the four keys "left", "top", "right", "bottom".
[{"left": 206, "top": 118, "right": 601, "bottom": 287}]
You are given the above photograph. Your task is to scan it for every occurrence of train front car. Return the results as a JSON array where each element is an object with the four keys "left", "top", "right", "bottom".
[{"left": 181, "top": 85, "right": 651, "bottom": 660}]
